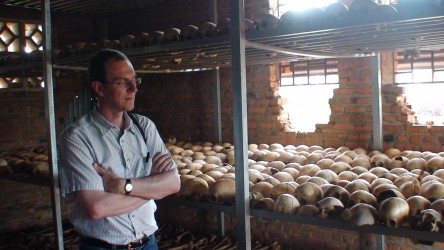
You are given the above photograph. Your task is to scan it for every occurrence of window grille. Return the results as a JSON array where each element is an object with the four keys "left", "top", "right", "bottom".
[
  {"left": 280, "top": 59, "right": 339, "bottom": 86},
  {"left": 395, "top": 49, "right": 444, "bottom": 84},
  {"left": 0, "top": 19, "right": 43, "bottom": 90}
]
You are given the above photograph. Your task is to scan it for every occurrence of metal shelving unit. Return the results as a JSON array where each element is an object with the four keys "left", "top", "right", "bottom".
[
  {"left": 1, "top": 9, "right": 444, "bottom": 74},
  {"left": 159, "top": 197, "right": 444, "bottom": 244},
  {"left": 1, "top": 1, "right": 444, "bottom": 250}
]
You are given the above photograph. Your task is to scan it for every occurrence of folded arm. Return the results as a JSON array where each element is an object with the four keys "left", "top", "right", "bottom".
[
  {"left": 94, "top": 152, "right": 181, "bottom": 200},
  {"left": 75, "top": 190, "right": 148, "bottom": 220}
]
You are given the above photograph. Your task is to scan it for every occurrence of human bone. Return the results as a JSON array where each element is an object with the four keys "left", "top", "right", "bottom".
[
  {"left": 253, "top": 13, "right": 279, "bottom": 30},
  {"left": 299, "top": 164, "right": 321, "bottom": 176},
  {"left": 329, "top": 162, "right": 352, "bottom": 174},
  {"left": 318, "top": 197, "right": 344, "bottom": 219},
  {"left": 418, "top": 209, "right": 443, "bottom": 232},
  {"left": 295, "top": 182, "right": 323, "bottom": 205},
  {"left": 317, "top": 158, "right": 335, "bottom": 169},
  {"left": 406, "top": 158, "right": 427, "bottom": 171},
  {"left": 343, "top": 203, "right": 378, "bottom": 226},
  {"left": 273, "top": 194, "right": 300, "bottom": 214},
  {"left": 254, "top": 198, "right": 275, "bottom": 211},
  {"left": 345, "top": 180, "right": 370, "bottom": 194},
  {"left": 323, "top": 185, "right": 350, "bottom": 205},
  {"left": 370, "top": 154, "right": 390, "bottom": 168},
  {"left": 314, "top": 169, "right": 339, "bottom": 184},
  {"left": 281, "top": 168, "right": 300, "bottom": 179},
  {"left": 297, "top": 205, "right": 321, "bottom": 217},
  {"left": 379, "top": 197, "right": 410, "bottom": 228},
  {"left": 251, "top": 182, "right": 274, "bottom": 198},
  {"left": 347, "top": 190, "right": 377, "bottom": 208},
  {"left": 209, "top": 178, "right": 236, "bottom": 204},
  {"left": 271, "top": 182, "right": 297, "bottom": 200},
  {"left": 420, "top": 182, "right": 444, "bottom": 201}
]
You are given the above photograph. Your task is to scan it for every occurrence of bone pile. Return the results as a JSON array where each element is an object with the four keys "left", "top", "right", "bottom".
[
  {"left": 156, "top": 224, "right": 281, "bottom": 250},
  {"left": 0, "top": 146, "right": 50, "bottom": 180},
  {"left": 0, "top": 222, "right": 79, "bottom": 250},
  {"left": 168, "top": 139, "right": 444, "bottom": 233}
]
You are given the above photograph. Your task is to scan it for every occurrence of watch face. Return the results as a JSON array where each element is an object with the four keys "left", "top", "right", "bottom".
[{"left": 125, "top": 183, "right": 133, "bottom": 192}]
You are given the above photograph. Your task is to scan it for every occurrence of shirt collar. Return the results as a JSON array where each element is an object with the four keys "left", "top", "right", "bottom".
[{"left": 91, "top": 108, "right": 137, "bottom": 137}]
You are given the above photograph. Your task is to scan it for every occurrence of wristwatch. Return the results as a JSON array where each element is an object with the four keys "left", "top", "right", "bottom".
[{"left": 124, "top": 179, "right": 133, "bottom": 195}]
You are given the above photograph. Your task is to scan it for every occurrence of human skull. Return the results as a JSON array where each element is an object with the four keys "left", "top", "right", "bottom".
[
  {"left": 254, "top": 198, "right": 275, "bottom": 211},
  {"left": 379, "top": 197, "right": 410, "bottom": 228},
  {"left": 209, "top": 178, "right": 236, "bottom": 204},
  {"left": 318, "top": 197, "right": 344, "bottom": 219},
  {"left": 180, "top": 177, "right": 209, "bottom": 201},
  {"left": 273, "top": 172, "right": 295, "bottom": 183},
  {"left": 295, "top": 182, "right": 323, "bottom": 205},
  {"left": 271, "top": 182, "right": 297, "bottom": 200},
  {"left": 345, "top": 180, "right": 370, "bottom": 194},
  {"left": 251, "top": 182, "right": 274, "bottom": 198},
  {"left": 180, "top": 25, "right": 199, "bottom": 40},
  {"left": 273, "top": 194, "right": 300, "bottom": 214},
  {"left": 343, "top": 203, "right": 379, "bottom": 226},
  {"left": 347, "top": 190, "right": 377, "bottom": 208},
  {"left": 329, "top": 162, "right": 352, "bottom": 174},
  {"left": 418, "top": 209, "right": 443, "bottom": 232},
  {"left": 297, "top": 205, "right": 321, "bottom": 217},
  {"left": 370, "top": 154, "right": 390, "bottom": 168},
  {"left": 420, "top": 182, "right": 444, "bottom": 202},
  {"left": 323, "top": 185, "right": 350, "bottom": 205},
  {"left": 315, "top": 169, "right": 339, "bottom": 184},
  {"left": 406, "top": 195, "right": 431, "bottom": 227}
]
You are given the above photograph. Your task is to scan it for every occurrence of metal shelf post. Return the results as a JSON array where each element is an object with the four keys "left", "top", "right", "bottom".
[
  {"left": 42, "top": 0, "right": 64, "bottom": 249},
  {"left": 230, "top": 0, "right": 251, "bottom": 249}
]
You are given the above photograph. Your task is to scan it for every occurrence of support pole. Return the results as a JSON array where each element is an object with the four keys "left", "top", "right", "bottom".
[
  {"left": 210, "top": 0, "right": 222, "bottom": 144},
  {"left": 42, "top": 0, "right": 64, "bottom": 249},
  {"left": 371, "top": 55, "right": 383, "bottom": 151},
  {"left": 371, "top": 54, "right": 384, "bottom": 250},
  {"left": 230, "top": 0, "right": 251, "bottom": 249}
]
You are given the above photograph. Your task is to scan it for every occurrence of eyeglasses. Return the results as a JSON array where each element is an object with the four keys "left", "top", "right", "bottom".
[{"left": 102, "top": 76, "right": 142, "bottom": 89}]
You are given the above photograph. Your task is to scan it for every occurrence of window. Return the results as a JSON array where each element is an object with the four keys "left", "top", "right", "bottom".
[
  {"left": 271, "top": 0, "right": 340, "bottom": 132},
  {"left": 395, "top": 49, "right": 444, "bottom": 126},
  {"left": 279, "top": 59, "right": 339, "bottom": 132},
  {"left": 0, "top": 19, "right": 43, "bottom": 89},
  {"left": 0, "top": 20, "right": 43, "bottom": 53},
  {"left": 280, "top": 60, "right": 339, "bottom": 86}
]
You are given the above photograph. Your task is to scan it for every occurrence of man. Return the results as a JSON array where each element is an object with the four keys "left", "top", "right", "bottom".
[{"left": 59, "top": 49, "right": 180, "bottom": 250}]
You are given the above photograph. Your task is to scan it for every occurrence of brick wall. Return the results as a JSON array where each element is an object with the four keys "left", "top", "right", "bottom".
[
  {"left": 135, "top": 56, "right": 444, "bottom": 151},
  {"left": 0, "top": 179, "right": 74, "bottom": 233},
  {"left": 0, "top": 73, "right": 85, "bottom": 233}
]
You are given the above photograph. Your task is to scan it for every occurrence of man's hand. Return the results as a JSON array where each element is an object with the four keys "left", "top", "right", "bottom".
[
  {"left": 93, "top": 163, "right": 125, "bottom": 195},
  {"left": 151, "top": 152, "right": 174, "bottom": 174}
]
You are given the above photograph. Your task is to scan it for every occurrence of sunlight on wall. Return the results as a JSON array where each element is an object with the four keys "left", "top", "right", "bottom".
[
  {"left": 279, "top": 0, "right": 337, "bottom": 12},
  {"left": 400, "top": 83, "right": 444, "bottom": 126},
  {"left": 279, "top": 84, "right": 338, "bottom": 132}
]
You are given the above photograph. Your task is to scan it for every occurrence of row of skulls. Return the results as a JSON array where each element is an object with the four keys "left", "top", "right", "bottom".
[
  {"left": 167, "top": 139, "right": 444, "bottom": 234},
  {"left": 5, "top": 0, "right": 441, "bottom": 65},
  {"left": 53, "top": 0, "right": 413, "bottom": 59},
  {"left": 0, "top": 146, "right": 50, "bottom": 179}
]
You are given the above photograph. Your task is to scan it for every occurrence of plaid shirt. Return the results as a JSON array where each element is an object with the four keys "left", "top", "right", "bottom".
[{"left": 60, "top": 108, "right": 174, "bottom": 244}]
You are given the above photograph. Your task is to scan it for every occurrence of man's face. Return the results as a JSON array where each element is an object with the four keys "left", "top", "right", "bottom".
[{"left": 100, "top": 59, "right": 138, "bottom": 112}]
